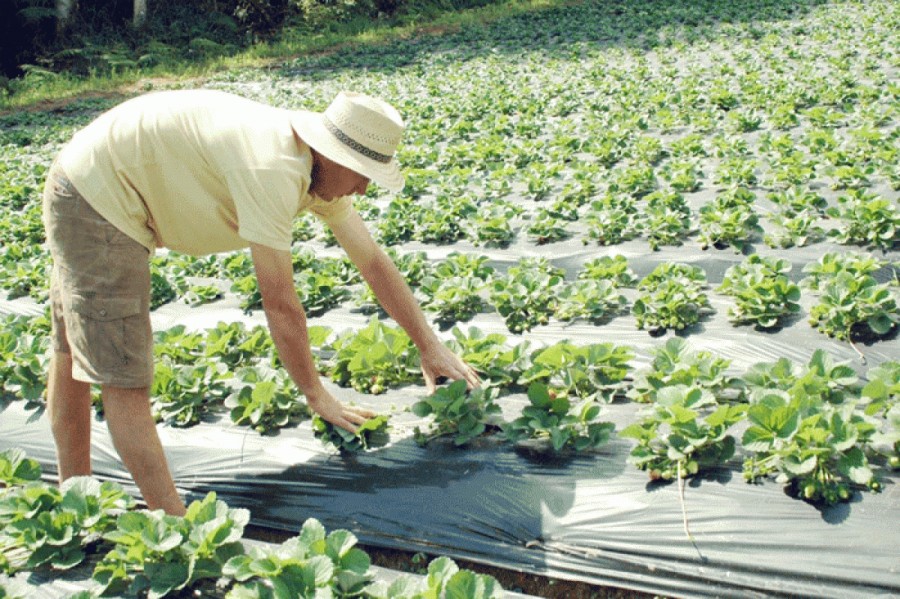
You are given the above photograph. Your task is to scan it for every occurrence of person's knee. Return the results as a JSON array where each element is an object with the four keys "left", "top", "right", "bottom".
[{"left": 101, "top": 385, "right": 152, "bottom": 422}]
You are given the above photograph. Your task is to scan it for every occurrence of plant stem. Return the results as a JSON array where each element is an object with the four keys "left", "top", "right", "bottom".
[
  {"left": 677, "top": 460, "right": 704, "bottom": 561},
  {"left": 847, "top": 336, "right": 866, "bottom": 364}
]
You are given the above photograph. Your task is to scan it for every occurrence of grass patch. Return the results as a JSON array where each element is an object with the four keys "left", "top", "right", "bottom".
[{"left": 1, "top": 0, "right": 568, "bottom": 112}]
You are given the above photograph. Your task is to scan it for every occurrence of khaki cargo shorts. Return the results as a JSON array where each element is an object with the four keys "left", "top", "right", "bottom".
[{"left": 42, "top": 162, "right": 154, "bottom": 388}]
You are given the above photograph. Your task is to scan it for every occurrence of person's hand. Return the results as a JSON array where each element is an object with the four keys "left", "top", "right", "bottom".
[
  {"left": 306, "top": 387, "right": 376, "bottom": 433},
  {"left": 419, "top": 343, "right": 481, "bottom": 394}
]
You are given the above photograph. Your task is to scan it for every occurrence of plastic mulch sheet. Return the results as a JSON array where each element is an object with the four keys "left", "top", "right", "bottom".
[
  {"left": 1, "top": 208, "right": 898, "bottom": 598},
  {"left": 2, "top": 232, "right": 900, "bottom": 598}
]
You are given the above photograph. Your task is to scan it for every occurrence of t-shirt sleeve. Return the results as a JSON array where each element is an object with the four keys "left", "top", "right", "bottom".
[
  {"left": 226, "top": 168, "right": 304, "bottom": 251},
  {"left": 306, "top": 195, "right": 354, "bottom": 227}
]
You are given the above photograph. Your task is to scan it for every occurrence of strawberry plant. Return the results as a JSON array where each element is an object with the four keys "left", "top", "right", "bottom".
[
  {"left": 292, "top": 212, "right": 318, "bottom": 242},
  {"left": 433, "top": 252, "right": 496, "bottom": 281},
  {"left": 807, "top": 271, "right": 898, "bottom": 345},
  {"left": 489, "top": 258, "right": 564, "bottom": 333},
  {"left": 223, "top": 518, "right": 375, "bottom": 598},
  {"left": 502, "top": 383, "right": 615, "bottom": 452},
  {"left": 0, "top": 315, "right": 49, "bottom": 403},
  {"left": 859, "top": 361, "right": 899, "bottom": 468},
  {"left": 555, "top": 279, "right": 628, "bottom": 324},
  {"left": 1, "top": 476, "right": 134, "bottom": 574},
  {"left": 415, "top": 194, "right": 476, "bottom": 244},
  {"left": 294, "top": 271, "right": 352, "bottom": 317},
  {"left": 632, "top": 262, "right": 713, "bottom": 333},
  {"left": 860, "top": 360, "right": 899, "bottom": 418},
  {"left": 667, "top": 134, "right": 707, "bottom": 159},
  {"left": 577, "top": 255, "right": 638, "bottom": 288},
  {"left": 826, "top": 189, "right": 899, "bottom": 250},
  {"left": 764, "top": 187, "right": 828, "bottom": 248},
  {"left": 467, "top": 202, "right": 520, "bottom": 248},
  {"left": 312, "top": 414, "right": 390, "bottom": 453},
  {"left": 620, "top": 385, "right": 746, "bottom": 481},
  {"left": 419, "top": 275, "right": 487, "bottom": 326},
  {"left": 151, "top": 359, "right": 231, "bottom": 426},
  {"left": 717, "top": 255, "right": 802, "bottom": 328},
  {"left": 93, "top": 492, "right": 248, "bottom": 597},
  {"left": 641, "top": 189, "right": 692, "bottom": 250},
  {"left": 328, "top": 317, "right": 420, "bottom": 394},
  {"left": 444, "top": 326, "right": 532, "bottom": 387},
  {"left": 205, "top": 322, "right": 278, "bottom": 369},
  {"left": 153, "top": 326, "right": 208, "bottom": 364},
  {"left": 764, "top": 209, "right": 826, "bottom": 249},
  {"left": 526, "top": 209, "right": 572, "bottom": 245},
  {"left": 0, "top": 449, "right": 41, "bottom": 487},
  {"left": 763, "top": 147, "right": 816, "bottom": 189},
  {"left": 374, "top": 196, "right": 417, "bottom": 246},
  {"left": 225, "top": 366, "right": 309, "bottom": 434},
  {"left": 519, "top": 341, "right": 633, "bottom": 402},
  {"left": 583, "top": 194, "right": 640, "bottom": 245},
  {"left": 149, "top": 258, "right": 179, "bottom": 310},
  {"left": 627, "top": 338, "right": 742, "bottom": 404},
  {"left": 801, "top": 251, "right": 885, "bottom": 292},
  {"left": 698, "top": 189, "right": 762, "bottom": 252},
  {"left": 714, "top": 156, "right": 758, "bottom": 187},
  {"left": 0, "top": 244, "right": 49, "bottom": 302},
  {"left": 741, "top": 392, "right": 881, "bottom": 504},
  {"left": 412, "top": 380, "right": 502, "bottom": 446},
  {"left": 365, "top": 555, "right": 503, "bottom": 599},
  {"left": 609, "top": 164, "right": 657, "bottom": 198},
  {"left": 742, "top": 350, "right": 861, "bottom": 406},
  {"left": 661, "top": 159, "right": 703, "bottom": 193}
]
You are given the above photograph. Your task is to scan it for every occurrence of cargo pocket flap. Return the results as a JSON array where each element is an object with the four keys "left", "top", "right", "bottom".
[{"left": 70, "top": 295, "right": 142, "bottom": 321}]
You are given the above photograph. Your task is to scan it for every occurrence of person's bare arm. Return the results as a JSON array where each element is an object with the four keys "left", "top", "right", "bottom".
[
  {"left": 250, "top": 242, "right": 374, "bottom": 431},
  {"left": 327, "top": 211, "right": 480, "bottom": 393}
]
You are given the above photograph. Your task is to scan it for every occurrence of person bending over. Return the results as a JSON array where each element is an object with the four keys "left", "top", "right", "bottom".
[{"left": 43, "top": 89, "right": 480, "bottom": 515}]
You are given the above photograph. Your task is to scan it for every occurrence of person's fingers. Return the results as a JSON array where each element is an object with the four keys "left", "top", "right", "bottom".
[
  {"left": 465, "top": 367, "right": 481, "bottom": 389},
  {"left": 422, "top": 368, "right": 437, "bottom": 395},
  {"left": 349, "top": 406, "right": 377, "bottom": 419},
  {"left": 334, "top": 416, "right": 358, "bottom": 434},
  {"left": 345, "top": 410, "right": 370, "bottom": 425}
]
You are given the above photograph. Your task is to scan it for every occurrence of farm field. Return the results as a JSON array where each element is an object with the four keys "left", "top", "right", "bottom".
[{"left": 1, "top": 0, "right": 899, "bottom": 597}]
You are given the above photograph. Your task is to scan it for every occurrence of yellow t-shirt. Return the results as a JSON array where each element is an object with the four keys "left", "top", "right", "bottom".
[{"left": 58, "top": 89, "right": 352, "bottom": 255}]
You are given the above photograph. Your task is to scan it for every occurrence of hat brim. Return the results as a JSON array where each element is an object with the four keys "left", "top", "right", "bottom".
[{"left": 291, "top": 110, "right": 405, "bottom": 192}]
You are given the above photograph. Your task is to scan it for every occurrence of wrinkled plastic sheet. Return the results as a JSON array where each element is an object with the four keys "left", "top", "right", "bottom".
[
  {"left": 2, "top": 229, "right": 899, "bottom": 597},
  {"left": 1, "top": 388, "right": 898, "bottom": 598}
]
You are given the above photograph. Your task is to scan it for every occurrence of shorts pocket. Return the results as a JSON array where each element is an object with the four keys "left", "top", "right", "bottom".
[
  {"left": 67, "top": 294, "right": 145, "bottom": 376},
  {"left": 70, "top": 295, "right": 142, "bottom": 321}
]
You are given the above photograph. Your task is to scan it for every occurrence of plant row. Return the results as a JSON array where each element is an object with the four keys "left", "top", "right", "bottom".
[
  {"left": 2, "top": 311, "right": 895, "bottom": 505},
  {"left": 0, "top": 450, "right": 503, "bottom": 598},
  {"left": 2, "top": 184, "right": 896, "bottom": 308},
  {"left": 156, "top": 250, "right": 899, "bottom": 342}
]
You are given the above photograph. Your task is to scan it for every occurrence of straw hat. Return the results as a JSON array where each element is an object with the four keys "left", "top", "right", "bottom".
[{"left": 292, "top": 92, "right": 405, "bottom": 192}]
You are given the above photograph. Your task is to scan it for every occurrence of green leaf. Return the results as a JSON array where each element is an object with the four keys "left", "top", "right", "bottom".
[
  {"left": 326, "top": 529, "right": 357, "bottom": 560},
  {"left": 527, "top": 382, "right": 551, "bottom": 407},
  {"left": 742, "top": 426, "right": 775, "bottom": 452},
  {"left": 146, "top": 560, "right": 190, "bottom": 597},
  {"left": 299, "top": 518, "right": 327, "bottom": 549},
  {"left": 782, "top": 454, "right": 817, "bottom": 475},
  {"left": 838, "top": 447, "right": 873, "bottom": 485},
  {"left": 306, "top": 554, "right": 335, "bottom": 587},
  {"left": 427, "top": 556, "right": 459, "bottom": 589}
]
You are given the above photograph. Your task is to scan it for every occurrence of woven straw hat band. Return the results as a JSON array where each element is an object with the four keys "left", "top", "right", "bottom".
[{"left": 323, "top": 92, "right": 403, "bottom": 164}]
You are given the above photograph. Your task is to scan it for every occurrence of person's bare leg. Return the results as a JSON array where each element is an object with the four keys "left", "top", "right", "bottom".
[
  {"left": 102, "top": 385, "right": 186, "bottom": 516},
  {"left": 47, "top": 351, "right": 92, "bottom": 480}
]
